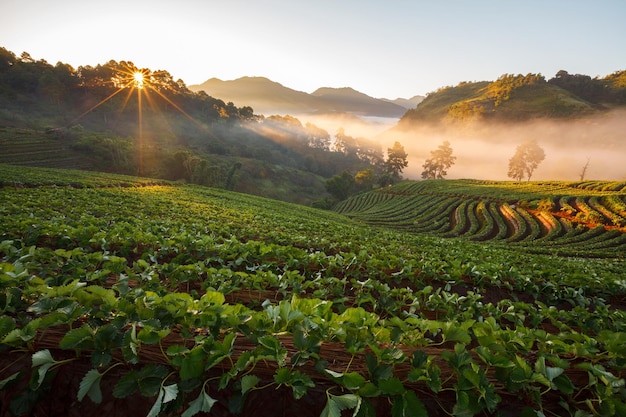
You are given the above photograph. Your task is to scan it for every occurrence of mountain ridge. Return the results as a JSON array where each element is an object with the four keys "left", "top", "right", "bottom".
[
  {"left": 398, "top": 71, "right": 626, "bottom": 126},
  {"left": 189, "top": 76, "right": 423, "bottom": 118}
]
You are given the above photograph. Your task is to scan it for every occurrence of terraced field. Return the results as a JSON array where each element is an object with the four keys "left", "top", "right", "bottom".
[
  {"left": 334, "top": 180, "right": 626, "bottom": 257},
  {"left": 0, "top": 127, "right": 92, "bottom": 169}
]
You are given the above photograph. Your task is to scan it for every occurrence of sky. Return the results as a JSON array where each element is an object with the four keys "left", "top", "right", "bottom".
[{"left": 1, "top": 0, "right": 625, "bottom": 99}]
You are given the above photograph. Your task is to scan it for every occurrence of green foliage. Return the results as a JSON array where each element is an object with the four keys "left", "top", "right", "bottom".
[
  {"left": 399, "top": 69, "right": 624, "bottom": 125},
  {"left": 1, "top": 167, "right": 626, "bottom": 416},
  {"left": 334, "top": 178, "right": 626, "bottom": 258},
  {"left": 0, "top": 46, "right": 383, "bottom": 205},
  {"left": 325, "top": 170, "right": 357, "bottom": 200}
]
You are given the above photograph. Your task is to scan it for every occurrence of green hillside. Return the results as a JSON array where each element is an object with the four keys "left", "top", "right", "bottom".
[
  {"left": 334, "top": 179, "right": 626, "bottom": 258},
  {"left": 1, "top": 166, "right": 626, "bottom": 416},
  {"left": 399, "top": 71, "right": 626, "bottom": 125},
  {"left": 0, "top": 47, "right": 385, "bottom": 205}
]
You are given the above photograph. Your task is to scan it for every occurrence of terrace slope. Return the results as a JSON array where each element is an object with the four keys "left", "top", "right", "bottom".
[{"left": 334, "top": 179, "right": 626, "bottom": 257}]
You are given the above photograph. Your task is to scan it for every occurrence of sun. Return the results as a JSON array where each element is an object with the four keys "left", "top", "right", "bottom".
[{"left": 133, "top": 72, "right": 145, "bottom": 89}]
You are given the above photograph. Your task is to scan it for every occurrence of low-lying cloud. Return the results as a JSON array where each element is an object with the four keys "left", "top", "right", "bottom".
[{"left": 378, "top": 109, "right": 626, "bottom": 181}]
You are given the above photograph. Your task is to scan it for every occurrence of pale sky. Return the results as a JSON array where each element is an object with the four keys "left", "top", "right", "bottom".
[{"left": 1, "top": 0, "right": 624, "bottom": 99}]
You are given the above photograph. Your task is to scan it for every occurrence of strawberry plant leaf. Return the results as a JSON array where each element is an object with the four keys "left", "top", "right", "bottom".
[
  {"left": 355, "top": 398, "right": 376, "bottom": 417},
  {"left": 378, "top": 377, "right": 405, "bottom": 396},
  {"left": 113, "top": 371, "right": 139, "bottom": 398},
  {"left": 342, "top": 372, "right": 366, "bottom": 390},
  {"left": 162, "top": 383, "right": 179, "bottom": 403},
  {"left": 180, "top": 346, "right": 205, "bottom": 380},
  {"left": 391, "top": 391, "right": 428, "bottom": 417},
  {"left": 0, "top": 315, "right": 15, "bottom": 338},
  {"left": 181, "top": 389, "right": 217, "bottom": 417},
  {"left": 32, "top": 349, "right": 55, "bottom": 367},
  {"left": 78, "top": 369, "right": 103, "bottom": 403},
  {"left": 0, "top": 371, "right": 21, "bottom": 391},
  {"left": 241, "top": 375, "right": 260, "bottom": 394},
  {"left": 59, "top": 324, "right": 94, "bottom": 349},
  {"left": 147, "top": 386, "right": 165, "bottom": 417},
  {"left": 31, "top": 349, "right": 57, "bottom": 390},
  {"left": 146, "top": 383, "right": 178, "bottom": 417},
  {"left": 552, "top": 374, "right": 575, "bottom": 395},
  {"left": 320, "top": 393, "right": 361, "bottom": 417}
]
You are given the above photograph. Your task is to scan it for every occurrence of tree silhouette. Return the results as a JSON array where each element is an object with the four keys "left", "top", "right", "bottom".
[
  {"left": 385, "top": 141, "right": 409, "bottom": 179},
  {"left": 507, "top": 139, "right": 545, "bottom": 181},
  {"left": 421, "top": 141, "right": 456, "bottom": 179}
]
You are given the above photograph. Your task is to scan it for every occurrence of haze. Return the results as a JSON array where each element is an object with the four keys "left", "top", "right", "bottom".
[{"left": 379, "top": 110, "right": 626, "bottom": 181}]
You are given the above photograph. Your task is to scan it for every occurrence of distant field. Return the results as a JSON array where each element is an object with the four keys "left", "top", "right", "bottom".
[
  {"left": 0, "top": 127, "right": 94, "bottom": 170},
  {"left": 1, "top": 166, "right": 625, "bottom": 417},
  {"left": 334, "top": 179, "right": 626, "bottom": 258}
]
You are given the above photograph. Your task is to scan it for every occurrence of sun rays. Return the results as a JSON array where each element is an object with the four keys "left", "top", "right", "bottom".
[
  {"left": 133, "top": 72, "right": 145, "bottom": 89},
  {"left": 68, "top": 61, "right": 210, "bottom": 176}
]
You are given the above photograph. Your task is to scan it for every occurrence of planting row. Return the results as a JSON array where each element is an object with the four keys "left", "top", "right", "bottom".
[
  {"left": 1, "top": 167, "right": 625, "bottom": 416},
  {"left": 335, "top": 180, "right": 626, "bottom": 257}
]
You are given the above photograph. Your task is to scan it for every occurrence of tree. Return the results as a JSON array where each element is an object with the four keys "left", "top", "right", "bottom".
[
  {"left": 334, "top": 128, "right": 358, "bottom": 156},
  {"left": 305, "top": 122, "right": 330, "bottom": 151},
  {"left": 507, "top": 139, "right": 545, "bottom": 181},
  {"left": 325, "top": 170, "right": 356, "bottom": 200},
  {"left": 421, "top": 141, "right": 455, "bottom": 179},
  {"left": 385, "top": 141, "right": 409, "bottom": 179},
  {"left": 354, "top": 168, "right": 375, "bottom": 190},
  {"left": 579, "top": 157, "right": 590, "bottom": 181}
]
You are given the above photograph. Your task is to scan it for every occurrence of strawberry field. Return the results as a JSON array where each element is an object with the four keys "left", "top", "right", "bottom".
[
  {"left": 335, "top": 180, "right": 626, "bottom": 258},
  {"left": 1, "top": 165, "right": 625, "bottom": 417}
]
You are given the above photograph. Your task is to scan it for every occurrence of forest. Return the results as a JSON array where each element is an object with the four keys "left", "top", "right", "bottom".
[{"left": 0, "top": 47, "right": 401, "bottom": 204}]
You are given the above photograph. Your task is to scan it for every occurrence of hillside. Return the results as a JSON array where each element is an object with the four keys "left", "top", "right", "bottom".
[
  {"left": 398, "top": 71, "right": 626, "bottom": 126},
  {"left": 1, "top": 166, "right": 626, "bottom": 416},
  {"left": 188, "top": 76, "right": 409, "bottom": 117},
  {"left": 0, "top": 47, "right": 389, "bottom": 204},
  {"left": 334, "top": 179, "right": 626, "bottom": 258},
  {"left": 0, "top": 127, "right": 333, "bottom": 205}
]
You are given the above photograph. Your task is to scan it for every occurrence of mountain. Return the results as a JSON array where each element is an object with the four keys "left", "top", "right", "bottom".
[
  {"left": 190, "top": 77, "right": 315, "bottom": 114},
  {"left": 398, "top": 71, "right": 626, "bottom": 126},
  {"left": 309, "top": 87, "right": 409, "bottom": 117},
  {"left": 381, "top": 95, "right": 424, "bottom": 109},
  {"left": 188, "top": 77, "right": 410, "bottom": 118}
]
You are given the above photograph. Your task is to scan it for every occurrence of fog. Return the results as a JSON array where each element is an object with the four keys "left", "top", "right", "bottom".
[
  {"left": 297, "top": 110, "right": 626, "bottom": 181},
  {"left": 295, "top": 113, "right": 399, "bottom": 139}
]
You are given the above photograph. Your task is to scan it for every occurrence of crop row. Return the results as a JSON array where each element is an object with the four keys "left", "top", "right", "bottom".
[
  {"left": 1, "top": 168, "right": 626, "bottom": 416},
  {"left": 2, "top": 226, "right": 626, "bottom": 416},
  {"left": 0, "top": 163, "right": 169, "bottom": 188},
  {"left": 335, "top": 181, "right": 626, "bottom": 257}
]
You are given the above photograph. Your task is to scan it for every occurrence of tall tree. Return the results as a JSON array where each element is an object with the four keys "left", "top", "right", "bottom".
[
  {"left": 421, "top": 141, "right": 455, "bottom": 179},
  {"left": 385, "top": 141, "right": 409, "bottom": 179},
  {"left": 507, "top": 139, "right": 545, "bottom": 181},
  {"left": 334, "top": 128, "right": 358, "bottom": 156}
]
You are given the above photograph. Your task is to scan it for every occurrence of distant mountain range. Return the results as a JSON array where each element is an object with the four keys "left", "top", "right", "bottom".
[{"left": 188, "top": 76, "right": 423, "bottom": 118}]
